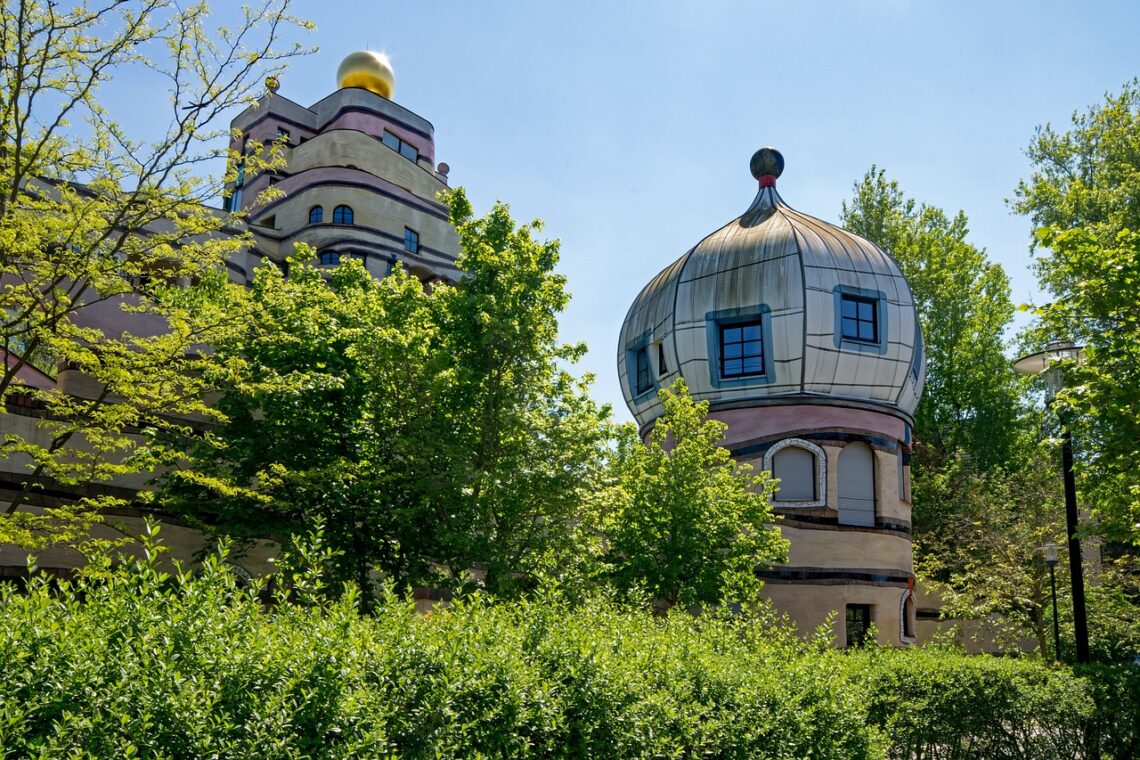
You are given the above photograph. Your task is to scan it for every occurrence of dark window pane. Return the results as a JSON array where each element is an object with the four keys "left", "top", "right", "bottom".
[
  {"left": 658, "top": 343, "right": 667, "bottom": 375},
  {"left": 381, "top": 131, "right": 399, "bottom": 150},
  {"left": 404, "top": 227, "right": 419, "bottom": 253},
  {"left": 399, "top": 142, "right": 418, "bottom": 161},
  {"left": 724, "top": 359, "right": 742, "bottom": 376},
  {"left": 859, "top": 322, "right": 875, "bottom": 341},
  {"left": 308, "top": 206, "right": 323, "bottom": 224},
  {"left": 858, "top": 301, "right": 873, "bottom": 321},
  {"left": 634, "top": 348, "right": 652, "bottom": 395},
  {"left": 842, "top": 299, "right": 857, "bottom": 318},
  {"left": 724, "top": 342, "right": 742, "bottom": 358},
  {"left": 742, "top": 324, "right": 761, "bottom": 342},
  {"left": 724, "top": 326, "right": 741, "bottom": 343}
]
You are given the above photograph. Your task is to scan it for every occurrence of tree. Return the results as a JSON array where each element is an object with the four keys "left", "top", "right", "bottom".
[
  {"left": 0, "top": 0, "right": 312, "bottom": 547},
  {"left": 165, "top": 190, "right": 611, "bottom": 601},
  {"left": 596, "top": 380, "right": 786, "bottom": 611},
  {"left": 1012, "top": 80, "right": 1140, "bottom": 547},
  {"left": 841, "top": 168, "right": 1024, "bottom": 473}
]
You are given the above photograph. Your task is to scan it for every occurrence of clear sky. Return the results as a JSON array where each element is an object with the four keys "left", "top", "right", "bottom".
[{"left": 130, "top": 1, "right": 1140, "bottom": 422}]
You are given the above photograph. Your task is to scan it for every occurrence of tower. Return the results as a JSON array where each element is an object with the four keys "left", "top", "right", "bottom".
[
  {"left": 226, "top": 51, "right": 461, "bottom": 284},
  {"left": 618, "top": 149, "right": 925, "bottom": 646}
]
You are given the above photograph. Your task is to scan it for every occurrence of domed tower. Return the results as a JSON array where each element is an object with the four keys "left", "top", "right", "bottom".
[
  {"left": 225, "top": 51, "right": 461, "bottom": 284},
  {"left": 618, "top": 149, "right": 925, "bottom": 646}
]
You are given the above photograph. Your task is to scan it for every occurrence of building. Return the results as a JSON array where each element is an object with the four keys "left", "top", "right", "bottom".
[
  {"left": 618, "top": 148, "right": 926, "bottom": 646},
  {"left": 0, "top": 52, "right": 460, "bottom": 578}
]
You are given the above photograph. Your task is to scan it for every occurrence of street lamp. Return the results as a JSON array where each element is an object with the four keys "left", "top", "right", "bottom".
[
  {"left": 1039, "top": 541, "right": 1062, "bottom": 662},
  {"left": 1015, "top": 341, "right": 1090, "bottom": 664}
]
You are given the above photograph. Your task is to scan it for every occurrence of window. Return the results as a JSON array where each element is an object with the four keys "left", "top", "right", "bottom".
[
  {"left": 332, "top": 205, "right": 354, "bottom": 225},
  {"left": 381, "top": 130, "right": 418, "bottom": 162},
  {"left": 840, "top": 294, "right": 878, "bottom": 343},
  {"left": 845, "top": 604, "right": 873, "bottom": 648},
  {"left": 901, "top": 591, "right": 916, "bottom": 640},
  {"left": 308, "top": 205, "right": 323, "bottom": 224},
  {"left": 772, "top": 446, "right": 816, "bottom": 502},
  {"left": 634, "top": 347, "right": 652, "bottom": 396},
  {"left": 838, "top": 441, "right": 876, "bottom": 527},
  {"left": 319, "top": 250, "right": 341, "bottom": 266},
  {"left": 719, "top": 320, "right": 764, "bottom": 378},
  {"left": 404, "top": 227, "right": 419, "bottom": 253},
  {"left": 657, "top": 342, "right": 667, "bottom": 376},
  {"left": 762, "top": 438, "right": 827, "bottom": 507},
  {"left": 277, "top": 127, "right": 291, "bottom": 143}
]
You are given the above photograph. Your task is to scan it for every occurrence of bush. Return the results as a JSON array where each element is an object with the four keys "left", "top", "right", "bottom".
[
  {"left": 1076, "top": 662, "right": 1140, "bottom": 760},
  {"left": 0, "top": 532, "right": 1107, "bottom": 758}
]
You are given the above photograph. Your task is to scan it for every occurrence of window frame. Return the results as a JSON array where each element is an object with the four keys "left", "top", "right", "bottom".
[
  {"left": 762, "top": 438, "right": 827, "bottom": 508},
  {"left": 704, "top": 306, "right": 776, "bottom": 389},
  {"left": 404, "top": 227, "right": 420, "bottom": 254},
  {"left": 840, "top": 293, "right": 878, "bottom": 344},
  {"left": 624, "top": 330, "right": 659, "bottom": 402},
  {"left": 318, "top": 250, "right": 341, "bottom": 266},
  {"left": 832, "top": 285, "right": 888, "bottom": 355},
  {"left": 308, "top": 205, "right": 324, "bottom": 224},
  {"left": 332, "top": 205, "right": 354, "bottom": 225},
  {"left": 845, "top": 604, "right": 873, "bottom": 648}
]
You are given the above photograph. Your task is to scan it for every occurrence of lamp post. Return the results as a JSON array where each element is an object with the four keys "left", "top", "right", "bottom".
[
  {"left": 1040, "top": 542, "right": 1062, "bottom": 662},
  {"left": 1014, "top": 342, "right": 1090, "bottom": 664}
]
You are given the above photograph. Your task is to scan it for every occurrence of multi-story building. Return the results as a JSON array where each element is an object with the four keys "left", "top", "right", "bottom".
[{"left": 618, "top": 148, "right": 926, "bottom": 646}]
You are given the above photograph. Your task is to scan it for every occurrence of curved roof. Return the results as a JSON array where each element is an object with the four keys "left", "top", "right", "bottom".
[{"left": 618, "top": 168, "right": 925, "bottom": 430}]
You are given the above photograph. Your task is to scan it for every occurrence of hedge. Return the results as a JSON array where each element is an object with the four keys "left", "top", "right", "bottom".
[{"left": 0, "top": 540, "right": 1117, "bottom": 759}]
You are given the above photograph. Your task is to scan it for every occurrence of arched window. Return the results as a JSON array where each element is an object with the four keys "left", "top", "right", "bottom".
[
  {"left": 763, "top": 438, "right": 826, "bottom": 507},
  {"left": 308, "top": 205, "right": 323, "bottom": 224},
  {"left": 332, "top": 204, "right": 354, "bottom": 225},
  {"left": 838, "top": 441, "right": 876, "bottom": 526},
  {"left": 900, "top": 590, "right": 916, "bottom": 641},
  {"left": 318, "top": 250, "right": 340, "bottom": 266}
]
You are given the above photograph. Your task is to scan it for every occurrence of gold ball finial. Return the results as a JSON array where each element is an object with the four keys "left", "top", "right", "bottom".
[{"left": 337, "top": 51, "right": 395, "bottom": 99}]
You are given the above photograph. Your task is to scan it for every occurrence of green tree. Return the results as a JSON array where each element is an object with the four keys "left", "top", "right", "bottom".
[
  {"left": 841, "top": 168, "right": 1023, "bottom": 472},
  {"left": 166, "top": 190, "right": 610, "bottom": 601},
  {"left": 597, "top": 380, "right": 786, "bottom": 611},
  {"left": 0, "top": 0, "right": 311, "bottom": 547}
]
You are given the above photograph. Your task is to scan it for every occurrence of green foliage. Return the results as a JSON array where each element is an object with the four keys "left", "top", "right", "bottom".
[
  {"left": 842, "top": 168, "right": 1023, "bottom": 470},
  {"left": 596, "top": 380, "right": 787, "bottom": 610},
  {"left": 165, "top": 190, "right": 610, "bottom": 601},
  {"left": 0, "top": 0, "right": 312, "bottom": 546},
  {"left": 1075, "top": 662, "right": 1140, "bottom": 760},
  {"left": 847, "top": 647, "right": 1094, "bottom": 760},
  {"left": 1012, "top": 78, "right": 1140, "bottom": 243},
  {"left": 1, "top": 533, "right": 1112, "bottom": 759}
]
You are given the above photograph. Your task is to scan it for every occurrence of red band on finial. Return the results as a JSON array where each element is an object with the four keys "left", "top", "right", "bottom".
[{"left": 758, "top": 175, "right": 777, "bottom": 188}]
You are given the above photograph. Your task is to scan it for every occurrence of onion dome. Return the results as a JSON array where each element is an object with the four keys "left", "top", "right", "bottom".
[
  {"left": 337, "top": 50, "right": 396, "bottom": 99},
  {"left": 618, "top": 148, "right": 925, "bottom": 429}
]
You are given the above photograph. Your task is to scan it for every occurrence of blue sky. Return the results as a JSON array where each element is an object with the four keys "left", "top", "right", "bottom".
[{"left": 126, "top": 1, "right": 1140, "bottom": 422}]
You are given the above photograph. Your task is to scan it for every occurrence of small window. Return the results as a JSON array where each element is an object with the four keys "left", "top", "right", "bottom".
[
  {"left": 841, "top": 294, "right": 878, "bottom": 343},
  {"left": 902, "top": 593, "right": 916, "bottom": 639},
  {"left": 657, "top": 342, "right": 667, "bottom": 376},
  {"left": 332, "top": 205, "right": 354, "bottom": 225},
  {"left": 634, "top": 347, "right": 652, "bottom": 395},
  {"left": 404, "top": 227, "right": 419, "bottom": 253},
  {"left": 772, "top": 446, "right": 816, "bottom": 502},
  {"left": 308, "top": 206, "right": 323, "bottom": 224},
  {"left": 382, "top": 130, "right": 418, "bottom": 162},
  {"left": 277, "top": 127, "right": 291, "bottom": 143},
  {"left": 846, "top": 604, "right": 873, "bottom": 648},
  {"left": 399, "top": 142, "right": 418, "bottom": 161},
  {"left": 381, "top": 131, "right": 400, "bottom": 151},
  {"left": 319, "top": 250, "right": 341, "bottom": 266},
  {"left": 720, "top": 321, "right": 764, "bottom": 378}
]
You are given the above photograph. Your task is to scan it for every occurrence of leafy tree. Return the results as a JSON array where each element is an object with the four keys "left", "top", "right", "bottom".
[
  {"left": 166, "top": 190, "right": 611, "bottom": 601},
  {"left": 1011, "top": 78, "right": 1140, "bottom": 243},
  {"left": 841, "top": 168, "right": 1023, "bottom": 472},
  {"left": 597, "top": 380, "right": 786, "bottom": 611},
  {"left": 0, "top": 0, "right": 312, "bottom": 547}
]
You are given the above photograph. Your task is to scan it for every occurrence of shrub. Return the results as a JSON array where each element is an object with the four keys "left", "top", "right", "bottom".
[{"left": 0, "top": 532, "right": 1108, "bottom": 758}]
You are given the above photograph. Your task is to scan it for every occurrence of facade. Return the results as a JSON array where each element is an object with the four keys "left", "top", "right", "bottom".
[
  {"left": 0, "top": 52, "right": 460, "bottom": 578},
  {"left": 618, "top": 148, "right": 926, "bottom": 646}
]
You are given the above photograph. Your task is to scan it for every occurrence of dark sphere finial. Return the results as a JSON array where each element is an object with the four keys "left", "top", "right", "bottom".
[{"left": 750, "top": 147, "right": 784, "bottom": 181}]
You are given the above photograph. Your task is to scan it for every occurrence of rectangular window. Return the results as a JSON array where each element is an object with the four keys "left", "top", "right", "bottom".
[
  {"left": 657, "top": 342, "right": 667, "bottom": 376},
  {"left": 719, "top": 320, "right": 764, "bottom": 378},
  {"left": 382, "top": 130, "right": 418, "bottom": 162},
  {"left": 845, "top": 604, "right": 872, "bottom": 648},
  {"left": 635, "top": 347, "right": 652, "bottom": 395},
  {"left": 277, "top": 127, "right": 291, "bottom": 143},
  {"left": 841, "top": 294, "right": 878, "bottom": 343},
  {"left": 404, "top": 227, "right": 419, "bottom": 253}
]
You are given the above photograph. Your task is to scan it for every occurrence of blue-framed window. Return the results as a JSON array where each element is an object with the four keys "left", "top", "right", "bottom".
[
  {"left": 634, "top": 347, "right": 652, "bottom": 395},
  {"left": 719, "top": 321, "right": 765, "bottom": 378},
  {"left": 840, "top": 294, "right": 878, "bottom": 343},
  {"left": 705, "top": 307, "right": 775, "bottom": 388},
  {"left": 332, "top": 204, "right": 354, "bottom": 225},
  {"left": 404, "top": 227, "right": 419, "bottom": 253},
  {"left": 319, "top": 250, "right": 340, "bottom": 266},
  {"left": 308, "top": 205, "right": 323, "bottom": 224},
  {"left": 832, "top": 286, "right": 888, "bottom": 355}
]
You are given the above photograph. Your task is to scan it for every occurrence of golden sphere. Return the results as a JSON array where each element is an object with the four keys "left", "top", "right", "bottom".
[{"left": 336, "top": 51, "right": 395, "bottom": 99}]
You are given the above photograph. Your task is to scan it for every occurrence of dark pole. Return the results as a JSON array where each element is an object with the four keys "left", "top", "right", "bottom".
[
  {"left": 1048, "top": 561, "right": 1061, "bottom": 662},
  {"left": 1060, "top": 424, "right": 1091, "bottom": 664}
]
